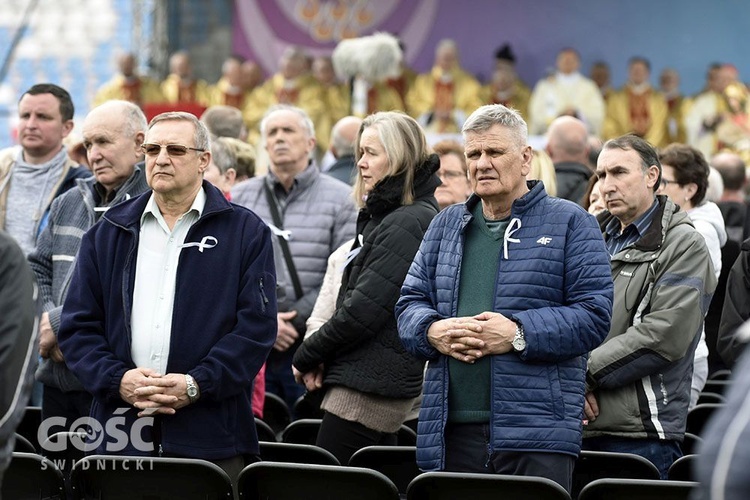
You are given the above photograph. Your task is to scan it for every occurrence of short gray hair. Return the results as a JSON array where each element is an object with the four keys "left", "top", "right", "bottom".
[
  {"left": 148, "top": 111, "right": 211, "bottom": 152},
  {"left": 210, "top": 137, "right": 236, "bottom": 174},
  {"left": 260, "top": 104, "right": 315, "bottom": 142},
  {"left": 462, "top": 104, "right": 527, "bottom": 145},
  {"left": 93, "top": 100, "right": 147, "bottom": 139}
]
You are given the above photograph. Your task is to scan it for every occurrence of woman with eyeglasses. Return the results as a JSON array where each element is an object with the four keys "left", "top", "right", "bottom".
[
  {"left": 657, "top": 143, "right": 728, "bottom": 409},
  {"left": 292, "top": 111, "right": 440, "bottom": 465}
]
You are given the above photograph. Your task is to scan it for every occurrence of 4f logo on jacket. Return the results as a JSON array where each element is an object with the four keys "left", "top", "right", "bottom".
[{"left": 537, "top": 236, "right": 552, "bottom": 245}]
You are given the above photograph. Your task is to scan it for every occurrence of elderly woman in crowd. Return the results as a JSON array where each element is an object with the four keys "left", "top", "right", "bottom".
[
  {"left": 657, "top": 143, "right": 727, "bottom": 409},
  {"left": 292, "top": 111, "right": 440, "bottom": 464}
]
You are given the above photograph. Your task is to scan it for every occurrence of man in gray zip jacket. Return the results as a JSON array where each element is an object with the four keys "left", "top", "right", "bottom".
[
  {"left": 232, "top": 105, "right": 356, "bottom": 410},
  {"left": 27, "top": 100, "right": 151, "bottom": 423},
  {"left": 583, "top": 134, "right": 717, "bottom": 478}
]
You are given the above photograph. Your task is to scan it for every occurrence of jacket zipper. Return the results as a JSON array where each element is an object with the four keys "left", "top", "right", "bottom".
[{"left": 259, "top": 277, "right": 269, "bottom": 313}]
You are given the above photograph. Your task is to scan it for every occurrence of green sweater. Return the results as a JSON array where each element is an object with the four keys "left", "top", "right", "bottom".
[{"left": 448, "top": 203, "right": 508, "bottom": 423}]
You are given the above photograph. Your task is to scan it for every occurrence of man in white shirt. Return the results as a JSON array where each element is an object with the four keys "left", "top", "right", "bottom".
[{"left": 58, "top": 112, "right": 277, "bottom": 484}]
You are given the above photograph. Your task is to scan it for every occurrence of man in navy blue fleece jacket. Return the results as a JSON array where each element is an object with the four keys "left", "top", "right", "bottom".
[{"left": 58, "top": 112, "right": 277, "bottom": 482}]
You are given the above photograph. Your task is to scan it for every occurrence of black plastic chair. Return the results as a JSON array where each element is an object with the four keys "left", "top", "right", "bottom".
[
  {"left": 687, "top": 403, "right": 725, "bottom": 436},
  {"left": 261, "top": 392, "right": 292, "bottom": 435},
  {"left": 259, "top": 441, "right": 340, "bottom": 465},
  {"left": 406, "top": 471, "right": 571, "bottom": 500},
  {"left": 1, "top": 452, "right": 66, "bottom": 500},
  {"left": 681, "top": 432, "right": 704, "bottom": 456},
  {"left": 697, "top": 391, "right": 726, "bottom": 405},
  {"left": 281, "top": 418, "right": 322, "bottom": 445},
  {"left": 292, "top": 393, "right": 325, "bottom": 420},
  {"left": 573, "top": 450, "right": 660, "bottom": 498},
  {"left": 349, "top": 445, "right": 420, "bottom": 495},
  {"left": 16, "top": 406, "right": 42, "bottom": 452},
  {"left": 578, "top": 478, "right": 696, "bottom": 500},
  {"left": 667, "top": 454, "right": 697, "bottom": 481},
  {"left": 71, "top": 455, "right": 233, "bottom": 499},
  {"left": 41, "top": 430, "right": 89, "bottom": 493},
  {"left": 254, "top": 416, "right": 277, "bottom": 442},
  {"left": 708, "top": 369, "right": 732, "bottom": 381},
  {"left": 14, "top": 432, "right": 36, "bottom": 453},
  {"left": 238, "top": 461, "right": 400, "bottom": 500},
  {"left": 702, "top": 379, "right": 732, "bottom": 395},
  {"left": 397, "top": 425, "right": 418, "bottom": 446}
]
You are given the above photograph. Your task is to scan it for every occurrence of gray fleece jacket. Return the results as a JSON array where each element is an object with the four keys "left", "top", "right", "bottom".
[{"left": 27, "top": 165, "right": 150, "bottom": 391}]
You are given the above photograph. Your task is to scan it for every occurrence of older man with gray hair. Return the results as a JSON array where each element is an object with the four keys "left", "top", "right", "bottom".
[
  {"left": 397, "top": 104, "right": 612, "bottom": 493},
  {"left": 58, "top": 112, "right": 277, "bottom": 483},
  {"left": 29, "top": 100, "right": 151, "bottom": 423},
  {"left": 233, "top": 104, "right": 356, "bottom": 410}
]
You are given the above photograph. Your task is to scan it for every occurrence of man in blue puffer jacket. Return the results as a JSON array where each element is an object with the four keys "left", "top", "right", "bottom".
[{"left": 396, "top": 104, "right": 613, "bottom": 493}]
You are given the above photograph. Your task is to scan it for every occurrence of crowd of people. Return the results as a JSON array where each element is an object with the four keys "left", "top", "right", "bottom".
[{"left": 3, "top": 36, "right": 750, "bottom": 499}]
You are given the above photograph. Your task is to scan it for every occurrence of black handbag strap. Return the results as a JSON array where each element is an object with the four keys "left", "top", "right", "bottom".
[{"left": 263, "top": 182, "right": 303, "bottom": 301}]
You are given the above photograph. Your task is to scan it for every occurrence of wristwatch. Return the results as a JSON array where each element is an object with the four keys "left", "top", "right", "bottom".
[
  {"left": 512, "top": 321, "right": 526, "bottom": 352},
  {"left": 185, "top": 374, "right": 199, "bottom": 404}
]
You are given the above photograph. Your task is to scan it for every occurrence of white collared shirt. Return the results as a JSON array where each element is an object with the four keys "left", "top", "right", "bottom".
[{"left": 130, "top": 188, "right": 206, "bottom": 374}]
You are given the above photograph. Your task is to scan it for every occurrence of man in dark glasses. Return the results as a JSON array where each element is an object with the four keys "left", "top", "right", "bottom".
[{"left": 58, "top": 112, "right": 277, "bottom": 488}]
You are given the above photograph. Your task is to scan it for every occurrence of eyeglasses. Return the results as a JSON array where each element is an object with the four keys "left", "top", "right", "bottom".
[
  {"left": 141, "top": 143, "right": 205, "bottom": 157},
  {"left": 438, "top": 170, "right": 466, "bottom": 180},
  {"left": 660, "top": 178, "right": 680, "bottom": 188}
]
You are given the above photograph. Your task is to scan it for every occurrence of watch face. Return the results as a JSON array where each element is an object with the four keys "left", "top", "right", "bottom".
[
  {"left": 187, "top": 387, "right": 198, "bottom": 397},
  {"left": 513, "top": 337, "right": 526, "bottom": 351}
]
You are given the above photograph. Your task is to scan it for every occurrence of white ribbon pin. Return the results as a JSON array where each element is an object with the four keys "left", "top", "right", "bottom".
[{"left": 180, "top": 236, "right": 218, "bottom": 253}]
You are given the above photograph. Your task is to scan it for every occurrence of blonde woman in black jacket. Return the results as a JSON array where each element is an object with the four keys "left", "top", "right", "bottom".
[{"left": 293, "top": 111, "right": 440, "bottom": 465}]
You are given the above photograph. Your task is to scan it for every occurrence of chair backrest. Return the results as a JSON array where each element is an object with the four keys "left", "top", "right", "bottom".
[
  {"left": 1, "top": 452, "right": 66, "bottom": 500},
  {"left": 281, "top": 418, "right": 322, "bottom": 445},
  {"left": 13, "top": 432, "right": 36, "bottom": 453},
  {"left": 573, "top": 450, "right": 660, "bottom": 498},
  {"left": 696, "top": 391, "right": 726, "bottom": 405},
  {"left": 687, "top": 403, "right": 725, "bottom": 436},
  {"left": 708, "top": 369, "right": 732, "bottom": 381},
  {"left": 680, "top": 432, "right": 704, "bottom": 456},
  {"left": 397, "top": 425, "right": 418, "bottom": 446},
  {"left": 702, "top": 379, "right": 731, "bottom": 395},
  {"left": 406, "top": 471, "right": 570, "bottom": 500},
  {"left": 667, "top": 454, "right": 697, "bottom": 481},
  {"left": 16, "top": 406, "right": 42, "bottom": 452},
  {"left": 238, "top": 461, "right": 400, "bottom": 500},
  {"left": 259, "top": 441, "right": 340, "bottom": 465},
  {"left": 261, "top": 392, "right": 292, "bottom": 435},
  {"left": 293, "top": 394, "right": 324, "bottom": 420},
  {"left": 254, "top": 416, "right": 278, "bottom": 442},
  {"left": 349, "top": 445, "right": 420, "bottom": 494},
  {"left": 578, "top": 478, "right": 696, "bottom": 500},
  {"left": 71, "top": 455, "right": 234, "bottom": 500}
]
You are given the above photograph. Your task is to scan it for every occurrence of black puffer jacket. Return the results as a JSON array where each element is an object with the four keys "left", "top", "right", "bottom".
[{"left": 293, "top": 154, "right": 440, "bottom": 398}]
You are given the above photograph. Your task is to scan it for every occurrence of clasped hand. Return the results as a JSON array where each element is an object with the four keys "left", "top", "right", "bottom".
[
  {"left": 120, "top": 368, "right": 191, "bottom": 417},
  {"left": 427, "top": 311, "right": 515, "bottom": 363}
]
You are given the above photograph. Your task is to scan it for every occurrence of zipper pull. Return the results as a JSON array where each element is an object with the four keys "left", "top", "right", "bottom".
[{"left": 158, "top": 444, "right": 164, "bottom": 457}]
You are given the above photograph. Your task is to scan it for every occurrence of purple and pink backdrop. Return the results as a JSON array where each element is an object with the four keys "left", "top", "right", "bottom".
[{"left": 233, "top": 0, "right": 750, "bottom": 95}]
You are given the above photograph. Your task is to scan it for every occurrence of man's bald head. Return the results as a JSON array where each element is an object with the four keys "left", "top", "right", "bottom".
[
  {"left": 330, "top": 116, "right": 363, "bottom": 158},
  {"left": 546, "top": 115, "right": 590, "bottom": 163},
  {"left": 712, "top": 151, "right": 746, "bottom": 192}
]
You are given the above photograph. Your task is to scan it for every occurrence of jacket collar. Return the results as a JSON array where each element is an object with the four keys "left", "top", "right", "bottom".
[
  {"left": 363, "top": 154, "right": 441, "bottom": 216},
  {"left": 463, "top": 180, "right": 548, "bottom": 219},
  {"left": 266, "top": 160, "right": 319, "bottom": 195},
  {"left": 598, "top": 195, "right": 684, "bottom": 252},
  {"left": 103, "top": 180, "right": 232, "bottom": 230}
]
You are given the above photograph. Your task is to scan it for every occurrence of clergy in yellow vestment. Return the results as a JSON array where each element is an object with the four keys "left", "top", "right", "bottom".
[
  {"left": 160, "top": 51, "right": 211, "bottom": 106},
  {"left": 406, "top": 39, "right": 483, "bottom": 134},
  {"left": 603, "top": 57, "right": 669, "bottom": 147},
  {"left": 92, "top": 53, "right": 164, "bottom": 107},
  {"left": 482, "top": 65, "right": 530, "bottom": 120}
]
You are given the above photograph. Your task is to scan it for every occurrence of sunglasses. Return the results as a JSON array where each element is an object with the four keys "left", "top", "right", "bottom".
[{"left": 141, "top": 143, "right": 205, "bottom": 157}]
